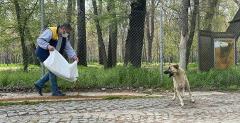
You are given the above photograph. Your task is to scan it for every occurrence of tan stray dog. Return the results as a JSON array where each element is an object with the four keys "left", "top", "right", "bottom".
[{"left": 164, "top": 64, "right": 195, "bottom": 106}]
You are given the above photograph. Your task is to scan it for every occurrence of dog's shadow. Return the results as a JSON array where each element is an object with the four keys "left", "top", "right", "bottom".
[{"left": 167, "top": 100, "right": 197, "bottom": 109}]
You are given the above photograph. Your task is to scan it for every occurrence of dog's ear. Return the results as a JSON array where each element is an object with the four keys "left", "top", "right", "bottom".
[{"left": 173, "top": 64, "right": 179, "bottom": 69}]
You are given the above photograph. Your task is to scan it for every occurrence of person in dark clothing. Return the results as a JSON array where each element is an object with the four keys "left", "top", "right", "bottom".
[{"left": 35, "top": 23, "right": 78, "bottom": 96}]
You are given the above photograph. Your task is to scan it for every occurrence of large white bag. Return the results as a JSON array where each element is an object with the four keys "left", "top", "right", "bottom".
[{"left": 43, "top": 50, "right": 78, "bottom": 82}]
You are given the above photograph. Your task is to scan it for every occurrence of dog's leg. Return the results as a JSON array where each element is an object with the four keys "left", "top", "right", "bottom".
[
  {"left": 176, "top": 89, "right": 184, "bottom": 106},
  {"left": 181, "top": 87, "right": 185, "bottom": 98},
  {"left": 186, "top": 78, "right": 195, "bottom": 103},
  {"left": 172, "top": 81, "right": 177, "bottom": 101},
  {"left": 172, "top": 88, "right": 177, "bottom": 101}
]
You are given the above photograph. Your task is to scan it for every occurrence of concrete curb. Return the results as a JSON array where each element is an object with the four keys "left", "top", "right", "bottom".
[{"left": 0, "top": 92, "right": 161, "bottom": 103}]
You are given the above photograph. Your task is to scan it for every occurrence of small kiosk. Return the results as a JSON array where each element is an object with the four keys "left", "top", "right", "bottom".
[
  {"left": 198, "top": 31, "right": 236, "bottom": 71},
  {"left": 198, "top": 9, "right": 240, "bottom": 71}
]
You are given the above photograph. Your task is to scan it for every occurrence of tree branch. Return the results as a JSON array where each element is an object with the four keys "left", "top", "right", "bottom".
[{"left": 233, "top": 0, "right": 240, "bottom": 7}]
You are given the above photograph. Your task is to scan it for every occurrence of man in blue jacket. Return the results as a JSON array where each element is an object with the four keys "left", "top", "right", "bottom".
[{"left": 35, "top": 23, "right": 78, "bottom": 96}]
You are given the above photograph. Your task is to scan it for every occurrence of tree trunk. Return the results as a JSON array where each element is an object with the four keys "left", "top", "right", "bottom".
[
  {"left": 98, "top": 0, "right": 103, "bottom": 15},
  {"left": 54, "top": 0, "right": 57, "bottom": 6},
  {"left": 146, "top": 0, "right": 155, "bottom": 63},
  {"left": 146, "top": 12, "right": 150, "bottom": 62},
  {"left": 25, "top": 26, "right": 39, "bottom": 65},
  {"left": 124, "top": 0, "right": 146, "bottom": 67},
  {"left": 40, "top": 0, "right": 45, "bottom": 31},
  {"left": 97, "top": 0, "right": 104, "bottom": 65},
  {"left": 186, "top": 0, "right": 199, "bottom": 68},
  {"left": 66, "top": 0, "right": 75, "bottom": 48},
  {"left": 13, "top": 0, "right": 28, "bottom": 71},
  {"left": 77, "top": 0, "right": 87, "bottom": 66},
  {"left": 203, "top": 0, "right": 218, "bottom": 31},
  {"left": 142, "top": 39, "right": 147, "bottom": 62},
  {"left": 107, "top": 1, "right": 118, "bottom": 68},
  {"left": 5, "top": 47, "right": 10, "bottom": 65},
  {"left": 72, "top": 0, "right": 76, "bottom": 48},
  {"left": 179, "top": 0, "right": 189, "bottom": 70},
  {"left": 92, "top": 0, "right": 107, "bottom": 68}
]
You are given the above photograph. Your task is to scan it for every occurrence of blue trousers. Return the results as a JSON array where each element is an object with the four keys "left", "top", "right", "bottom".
[{"left": 35, "top": 71, "right": 60, "bottom": 94}]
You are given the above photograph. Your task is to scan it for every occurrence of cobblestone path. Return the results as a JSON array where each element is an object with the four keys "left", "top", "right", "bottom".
[{"left": 0, "top": 92, "right": 239, "bottom": 123}]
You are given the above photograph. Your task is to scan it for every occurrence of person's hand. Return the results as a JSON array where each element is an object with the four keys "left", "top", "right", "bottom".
[
  {"left": 72, "top": 56, "right": 79, "bottom": 62},
  {"left": 48, "top": 45, "right": 55, "bottom": 51}
]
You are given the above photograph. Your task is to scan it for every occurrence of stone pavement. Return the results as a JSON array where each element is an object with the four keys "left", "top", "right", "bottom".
[{"left": 0, "top": 91, "right": 240, "bottom": 123}]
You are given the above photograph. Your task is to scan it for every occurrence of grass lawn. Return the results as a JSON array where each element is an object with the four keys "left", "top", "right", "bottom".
[{"left": 1, "top": 63, "right": 240, "bottom": 92}]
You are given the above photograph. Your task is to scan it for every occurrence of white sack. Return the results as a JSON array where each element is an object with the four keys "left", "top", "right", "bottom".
[{"left": 43, "top": 50, "right": 78, "bottom": 82}]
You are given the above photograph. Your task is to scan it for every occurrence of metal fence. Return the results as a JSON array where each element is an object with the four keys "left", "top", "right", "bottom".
[{"left": 1, "top": 1, "right": 240, "bottom": 91}]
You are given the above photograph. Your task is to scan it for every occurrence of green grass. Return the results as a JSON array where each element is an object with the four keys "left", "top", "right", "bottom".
[
  {"left": 187, "top": 66, "right": 240, "bottom": 91},
  {"left": 65, "top": 65, "right": 163, "bottom": 90},
  {"left": 1, "top": 63, "right": 240, "bottom": 92}
]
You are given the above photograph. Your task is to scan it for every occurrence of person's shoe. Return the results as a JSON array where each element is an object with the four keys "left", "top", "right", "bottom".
[
  {"left": 34, "top": 84, "right": 43, "bottom": 96},
  {"left": 52, "top": 91, "right": 66, "bottom": 96}
]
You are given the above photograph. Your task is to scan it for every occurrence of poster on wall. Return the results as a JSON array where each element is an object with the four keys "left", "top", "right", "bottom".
[{"left": 214, "top": 38, "right": 235, "bottom": 69}]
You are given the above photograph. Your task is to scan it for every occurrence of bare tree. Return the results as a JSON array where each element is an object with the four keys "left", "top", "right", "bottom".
[
  {"left": 186, "top": 0, "right": 199, "bottom": 67},
  {"left": 146, "top": 0, "right": 155, "bottom": 62},
  {"left": 179, "top": 0, "right": 190, "bottom": 70}
]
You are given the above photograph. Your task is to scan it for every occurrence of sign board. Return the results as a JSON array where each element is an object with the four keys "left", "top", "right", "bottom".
[{"left": 214, "top": 38, "right": 235, "bottom": 69}]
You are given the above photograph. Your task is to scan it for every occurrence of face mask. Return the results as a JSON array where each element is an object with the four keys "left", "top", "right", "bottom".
[{"left": 62, "top": 32, "right": 69, "bottom": 38}]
